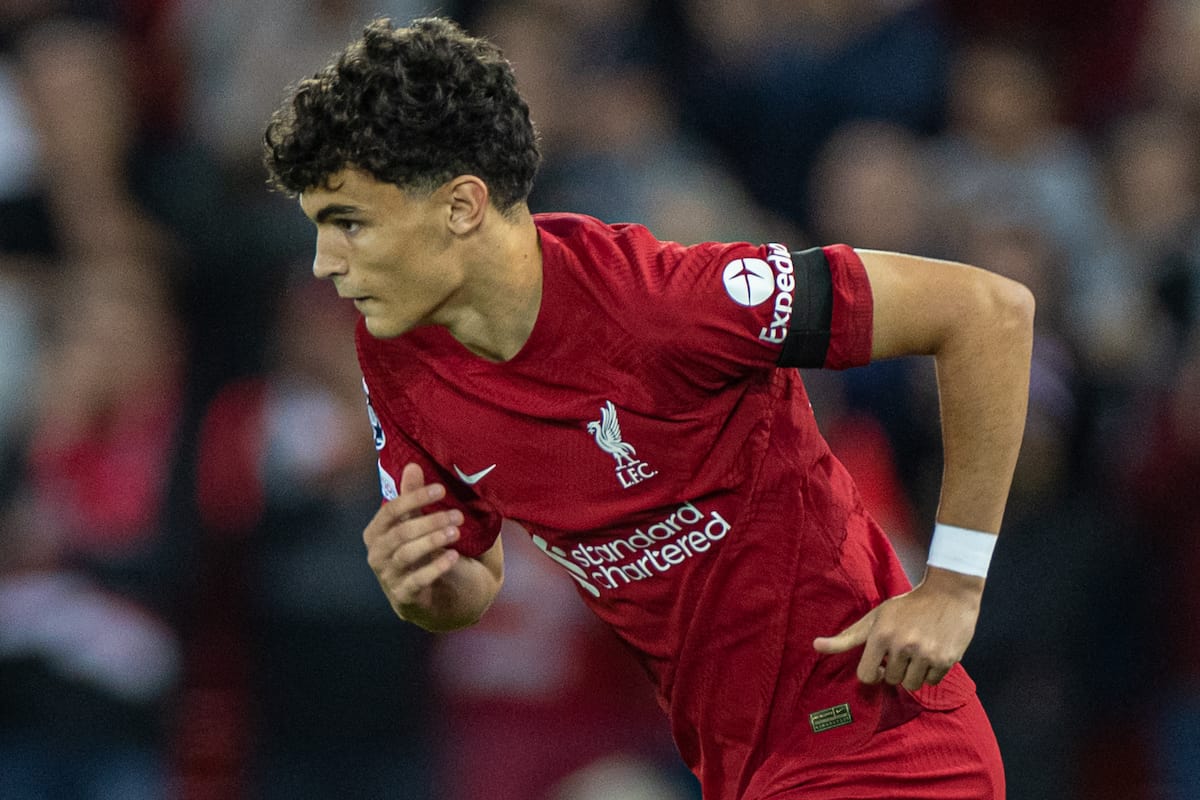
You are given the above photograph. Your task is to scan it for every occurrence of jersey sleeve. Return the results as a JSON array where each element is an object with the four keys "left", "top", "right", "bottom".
[
  {"left": 361, "top": 377, "right": 502, "bottom": 559},
  {"left": 801, "top": 244, "right": 874, "bottom": 370},
  {"left": 651, "top": 239, "right": 874, "bottom": 380}
]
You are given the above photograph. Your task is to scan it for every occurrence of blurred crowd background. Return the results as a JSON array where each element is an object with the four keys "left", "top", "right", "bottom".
[{"left": 0, "top": 0, "right": 1197, "bottom": 798}]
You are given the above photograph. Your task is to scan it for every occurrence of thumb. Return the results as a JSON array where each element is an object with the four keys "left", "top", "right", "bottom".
[
  {"left": 399, "top": 462, "right": 427, "bottom": 495},
  {"left": 813, "top": 610, "right": 876, "bottom": 655}
]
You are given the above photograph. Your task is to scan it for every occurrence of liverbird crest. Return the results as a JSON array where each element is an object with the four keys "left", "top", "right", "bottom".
[{"left": 586, "top": 401, "right": 658, "bottom": 489}]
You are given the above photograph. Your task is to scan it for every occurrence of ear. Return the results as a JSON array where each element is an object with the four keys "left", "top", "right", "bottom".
[{"left": 446, "top": 175, "right": 489, "bottom": 235}]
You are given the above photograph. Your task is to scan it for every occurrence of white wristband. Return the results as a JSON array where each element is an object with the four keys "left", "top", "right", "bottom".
[{"left": 926, "top": 523, "right": 997, "bottom": 578}]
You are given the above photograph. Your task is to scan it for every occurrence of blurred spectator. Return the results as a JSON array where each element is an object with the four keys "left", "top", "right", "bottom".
[
  {"left": 1131, "top": 0, "right": 1200, "bottom": 117},
  {"left": 672, "top": 0, "right": 951, "bottom": 228},
  {"left": 0, "top": 52, "right": 47, "bottom": 255},
  {"left": 1118, "top": 332, "right": 1200, "bottom": 800},
  {"left": 0, "top": 274, "right": 38, "bottom": 447},
  {"left": 12, "top": 13, "right": 170, "bottom": 261},
  {"left": 926, "top": 38, "right": 1137, "bottom": 376},
  {"left": 479, "top": 0, "right": 792, "bottom": 246},
  {"left": 938, "top": 0, "right": 1151, "bottom": 126},
  {"left": 1098, "top": 108, "right": 1200, "bottom": 368},
  {"left": 0, "top": 5, "right": 181, "bottom": 449},
  {"left": 173, "top": 0, "right": 449, "bottom": 178},
  {"left": 808, "top": 119, "right": 944, "bottom": 255},
  {"left": 0, "top": 257, "right": 189, "bottom": 800},
  {"left": 182, "top": 276, "right": 438, "bottom": 799}
]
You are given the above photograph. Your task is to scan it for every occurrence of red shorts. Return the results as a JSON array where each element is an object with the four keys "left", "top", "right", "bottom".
[{"left": 768, "top": 694, "right": 1005, "bottom": 799}]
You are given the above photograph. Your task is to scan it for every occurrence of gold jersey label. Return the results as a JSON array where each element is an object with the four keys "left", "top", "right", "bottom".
[{"left": 809, "top": 703, "right": 853, "bottom": 733}]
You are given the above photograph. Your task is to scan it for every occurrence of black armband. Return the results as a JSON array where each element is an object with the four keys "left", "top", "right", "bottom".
[{"left": 776, "top": 247, "right": 834, "bottom": 368}]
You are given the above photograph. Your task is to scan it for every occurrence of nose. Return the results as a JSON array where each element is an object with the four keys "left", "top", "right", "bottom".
[{"left": 312, "top": 232, "right": 347, "bottom": 280}]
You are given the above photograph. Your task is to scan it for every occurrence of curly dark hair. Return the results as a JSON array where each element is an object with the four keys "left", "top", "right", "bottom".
[{"left": 263, "top": 16, "right": 540, "bottom": 212}]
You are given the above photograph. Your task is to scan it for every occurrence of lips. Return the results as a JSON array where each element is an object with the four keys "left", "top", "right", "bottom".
[{"left": 333, "top": 282, "right": 366, "bottom": 301}]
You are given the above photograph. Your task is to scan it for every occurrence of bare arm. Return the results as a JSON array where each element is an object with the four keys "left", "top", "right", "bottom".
[
  {"left": 815, "top": 249, "right": 1035, "bottom": 690},
  {"left": 865, "top": 249, "right": 1034, "bottom": 533},
  {"left": 364, "top": 463, "right": 504, "bottom": 632}
]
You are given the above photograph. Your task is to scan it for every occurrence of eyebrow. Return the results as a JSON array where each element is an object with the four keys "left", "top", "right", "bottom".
[{"left": 313, "top": 204, "right": 362, "bottom": 224}]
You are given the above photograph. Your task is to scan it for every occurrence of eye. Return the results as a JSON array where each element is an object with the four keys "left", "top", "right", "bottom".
[{"left": 335, "top": 219, "right": 362, "bottom": 235}]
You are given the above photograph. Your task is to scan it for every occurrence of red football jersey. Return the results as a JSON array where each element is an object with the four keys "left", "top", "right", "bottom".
[{"left": 357, "top": 213, "right": 977, "bottom": 799}]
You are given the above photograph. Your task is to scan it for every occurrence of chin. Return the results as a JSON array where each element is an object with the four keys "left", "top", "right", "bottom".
[{"left": 362, "top": 316, "right": 406, "bottom": 339}]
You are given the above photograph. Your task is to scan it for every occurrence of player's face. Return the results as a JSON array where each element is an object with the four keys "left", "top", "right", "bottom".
[{"left": 300, "top": 168, "right": 462, "bottom": 339}]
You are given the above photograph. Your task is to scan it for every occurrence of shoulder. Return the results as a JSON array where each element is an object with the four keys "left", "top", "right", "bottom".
[
  {"left": 534, "top": 212, "right": 737, "bottom": 292},
  {"left": 535, "top": 212, "right": 666, "bottom": 261}
]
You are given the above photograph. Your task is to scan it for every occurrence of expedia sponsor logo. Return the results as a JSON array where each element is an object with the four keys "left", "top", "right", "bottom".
[
  {"left": 722, "top": 257, "right": 775, "bottom": 306},
  {"left": 757, "top": 243, "right": 796, "bottom": 345},
  {"left": 532, "top": 501, "right": 731, "bottom": 596}
]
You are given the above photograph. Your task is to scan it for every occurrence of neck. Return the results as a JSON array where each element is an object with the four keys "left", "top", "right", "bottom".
[{"left": 438, "top": 207, "right": 542, "bottom": 362}]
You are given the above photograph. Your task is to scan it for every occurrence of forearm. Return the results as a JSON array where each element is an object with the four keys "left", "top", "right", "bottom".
[
  {"left": 860, "top": 248, "right": 1034, "bottom": 556},
  {"left": 932, "top": 274, "right": 1035, "bottom": 534}
]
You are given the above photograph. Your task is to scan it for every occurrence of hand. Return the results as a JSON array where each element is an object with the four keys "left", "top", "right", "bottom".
[
  {"left": 363, "top": 463, "right": 464, "bottom": 620},
  {"left": 812, "top": 567, "right": 984, "bottom": 692}
]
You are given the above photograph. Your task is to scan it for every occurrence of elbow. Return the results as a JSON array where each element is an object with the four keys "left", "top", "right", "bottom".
[
  {"left": 439, "top": 575, "right": 504, "bottom": 633},
  {"left": 1004, "top": 273, "right": 1036, "bottom": 323},
  {"left": 398, "top": 569, "right": 504, "bottom": 633},
  {"left": 990, "top": 274, "right": 1036, "bottom": 342}
]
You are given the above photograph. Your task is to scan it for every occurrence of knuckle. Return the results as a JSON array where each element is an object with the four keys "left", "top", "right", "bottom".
[
  {"left": 869, "top": 630, "right": 894, "bottom": 651},
  {"left": 893, "top": 633, "right": 928, "bottom": 658},
  {"left": 394, "top": 575, "right": 416, "bottom": 602},
  {"left": 398, "top": 538, "right": 435, "bottom": 565},
  {"left": 930, "top": 647, "right": 958, "bottom": 668},
  {"left": 389, "top": 495, "right": 421, "bottom": 517},
  {"left": 365, "top": 547, "right": 387, "bottom": 571}
]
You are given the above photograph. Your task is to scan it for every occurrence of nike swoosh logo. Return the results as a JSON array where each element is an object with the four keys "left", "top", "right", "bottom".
[{"left": 454, "top": 463, "right": 497, "bottom": 485}]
